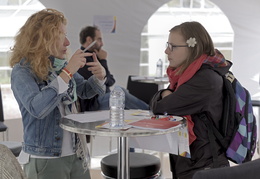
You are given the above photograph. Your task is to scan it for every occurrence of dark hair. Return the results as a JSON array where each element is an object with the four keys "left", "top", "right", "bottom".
[
  {"left": 79, "top": 26, "right": 99, "bottom": 44},
  {"left": 170, "top": 21, "right": 215, "bottom": 74}
]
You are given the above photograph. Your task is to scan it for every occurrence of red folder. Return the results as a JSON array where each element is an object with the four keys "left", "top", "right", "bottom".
[{"left": 129, "top": 119, "right": 181, "bottom": 130}]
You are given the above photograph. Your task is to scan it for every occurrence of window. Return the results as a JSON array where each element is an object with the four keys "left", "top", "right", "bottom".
[
  {"left": 140, "top": 0, "right": 234, "bottom": 76},
  {"left": 0, "top": 0, "right": 45, "bottom": 119}
]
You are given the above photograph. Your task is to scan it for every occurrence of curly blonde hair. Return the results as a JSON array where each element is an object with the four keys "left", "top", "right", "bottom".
[{"left": 9, "top": 8, "right": 67, "bottom": 80}]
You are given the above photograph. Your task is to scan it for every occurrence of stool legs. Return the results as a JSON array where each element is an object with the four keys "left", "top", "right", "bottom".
[{"left": 118, "top": 136, "right": 129, "bottom": 179}]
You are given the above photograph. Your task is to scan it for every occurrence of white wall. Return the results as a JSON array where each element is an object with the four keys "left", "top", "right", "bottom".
[
  {"left": 212, "top": 0, "right": 260, "bottom": 99},
  {"left": 40, "top": 0, "right": 260, "bottom": 99},
  {"left": 40, "top": 0, "right": 168, "bottom": 88}
]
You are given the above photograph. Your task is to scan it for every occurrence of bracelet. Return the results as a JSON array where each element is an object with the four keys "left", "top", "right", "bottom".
[{"left": 62, "top": 68, "right": 72, "bottom": 79}]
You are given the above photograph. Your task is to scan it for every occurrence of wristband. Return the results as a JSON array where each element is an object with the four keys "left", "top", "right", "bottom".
[{"left": 62, "top": 68, "right": 72, "bottom": 79}]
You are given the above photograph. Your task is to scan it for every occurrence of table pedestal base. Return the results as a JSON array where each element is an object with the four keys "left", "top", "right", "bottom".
[{"left": 118, "top": 137, "right": 129, "bottom": 179}]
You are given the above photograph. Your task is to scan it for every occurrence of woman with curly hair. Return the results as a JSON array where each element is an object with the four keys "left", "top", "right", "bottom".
[{"left": 10, "top": 8, "right": 106, "bottom": 179}]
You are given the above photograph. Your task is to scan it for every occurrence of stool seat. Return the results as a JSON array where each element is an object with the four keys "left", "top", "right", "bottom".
[
  {"left": 0, "top": 141, "right": 22, "bottom": 157},
  {"left": 101, "top": 152, "right": 161, "bottom": 179}
]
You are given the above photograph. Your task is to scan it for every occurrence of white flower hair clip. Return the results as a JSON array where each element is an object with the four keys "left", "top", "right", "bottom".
[{"left": 186, "top": 37, "right": 197, "bottom": 47}]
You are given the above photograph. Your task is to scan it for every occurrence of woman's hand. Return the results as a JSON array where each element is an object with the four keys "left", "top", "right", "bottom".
[
  {"left": 86, "top": 53, "right": 106, "bottom": 80},
  {"left": 66, "top": 49, "right": 92, "bottom": 74},
  {"left": 62, "top": 49, "right": 106, "bottom": 81},
  {"left": 161, "top": 90, "right": 172, "bottom": 98}
]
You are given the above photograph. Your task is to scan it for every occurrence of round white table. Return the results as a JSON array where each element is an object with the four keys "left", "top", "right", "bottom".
[{"left": 60, "top": 110, "right": 186, "bottom": 179}]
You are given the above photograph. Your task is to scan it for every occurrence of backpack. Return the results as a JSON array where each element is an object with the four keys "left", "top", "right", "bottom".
[{"left": 200, "top": 69, "right": 257, "bottom": 166}]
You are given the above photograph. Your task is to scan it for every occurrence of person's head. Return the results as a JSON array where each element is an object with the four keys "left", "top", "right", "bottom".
[
  {"left": 10, "top": 8, "right": 69, "bottom": 80},
  {"left": 79, "top": 26, "right": 103, "bottom": 52},
  {"left": 165, "top": 21, "right": 215, "bottom": 74}
]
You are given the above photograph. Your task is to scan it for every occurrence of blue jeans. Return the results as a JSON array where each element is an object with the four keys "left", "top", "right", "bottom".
[{"left": 98, "top": 87, "right": 149, "bottom": 110}]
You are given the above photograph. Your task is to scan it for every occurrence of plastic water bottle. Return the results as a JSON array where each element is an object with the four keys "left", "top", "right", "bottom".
[
  {"left": 109, "top": 86, "right": 125, "bottom": 128},
  {"left": 156, "top": 59, "right": 163, "bottom": 77}
]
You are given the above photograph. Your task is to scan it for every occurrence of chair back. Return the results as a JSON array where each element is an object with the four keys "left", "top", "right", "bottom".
[
  {"left": 0, "top": 85, "right": 7, "bottom": 134},
  {"left": 0, "top": 85, "right": 4, "bottom": 122},
  {"left": 0, "top": 86, "right": 22, "bottom": 157},
  {"left": 192, "top": 159, "right": 260, "bottom": 179},
  {"left": 127, "top": 75, "right": 158, "bottom": 104}
]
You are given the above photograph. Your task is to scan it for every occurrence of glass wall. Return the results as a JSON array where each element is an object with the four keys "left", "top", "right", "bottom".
[
  {"left": 140, "top": 0, "right": 234, "bottom": 76},
  {"left": 0, "top": 0, "right": 45, "bottom": 119},
  {"left": 0, "top": 0, "right": 234, "bottom": 119}
]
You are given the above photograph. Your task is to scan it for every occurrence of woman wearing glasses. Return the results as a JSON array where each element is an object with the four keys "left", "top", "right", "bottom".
[{"left": 150, "top": 21, "right": 230, "bottom": 179}]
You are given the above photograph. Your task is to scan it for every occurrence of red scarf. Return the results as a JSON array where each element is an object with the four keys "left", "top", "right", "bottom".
[{"left": 167, "top": 50, "right": 228, "bottom": 145}]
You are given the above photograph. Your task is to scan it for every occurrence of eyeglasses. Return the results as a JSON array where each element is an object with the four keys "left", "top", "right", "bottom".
[{"left": 166, "top": 42, "right": 188, "bottom": 51}]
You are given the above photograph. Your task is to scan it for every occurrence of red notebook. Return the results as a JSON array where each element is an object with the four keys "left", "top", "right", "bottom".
[{"left": 129, "top": 119, "right": 181, "bottom": 131}]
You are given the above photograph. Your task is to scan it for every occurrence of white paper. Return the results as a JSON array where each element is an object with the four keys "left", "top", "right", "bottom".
[
  {"left": 65, "top": 110, "right": 110, "bottom": 123},
  {"left": 64, "top": 110, "right": 149, "bottom": 123},
  {"left": 93, "top": 15, "right": 116, "bottom": 33},
  {"left": 129, "top": 133, "right": 179, "bottom": 154},
  {"left": 177, "top": 127, "right": 191, "bottom": 158},
  {"left": 124, "top": 110, "right": 151, "bottom": 120},
  {"left": 129, "top": 128, "right": 190, "bottom": 157}
]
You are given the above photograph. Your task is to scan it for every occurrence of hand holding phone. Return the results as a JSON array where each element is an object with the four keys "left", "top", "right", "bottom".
[{"left": 83, "top": 40, "right": 97, "bottom": 52}]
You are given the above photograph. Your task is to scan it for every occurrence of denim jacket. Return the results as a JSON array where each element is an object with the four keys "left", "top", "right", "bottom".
[{"left": 11, "top": 60, "right": 105, "bottom": 157}]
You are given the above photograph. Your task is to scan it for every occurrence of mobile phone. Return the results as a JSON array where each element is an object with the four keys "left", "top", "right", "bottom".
[{"left": 83, "top": 40, "right": 97, "bottom": 52}]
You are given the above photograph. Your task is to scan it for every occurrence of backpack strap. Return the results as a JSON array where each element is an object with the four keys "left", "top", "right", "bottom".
[
  {"left": 199, "top": 113, "right": 221, "bottom": 168},
  {"left": 225, "top": 71, "right": 235, "bottom": 83},
  {"left": 209, "top": 68, "right": 236, "bottom": 146}
]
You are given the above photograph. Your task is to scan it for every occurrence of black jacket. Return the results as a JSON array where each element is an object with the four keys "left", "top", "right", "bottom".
[{"left": 150, "top": 64, "right": 231, "bottom": 179}]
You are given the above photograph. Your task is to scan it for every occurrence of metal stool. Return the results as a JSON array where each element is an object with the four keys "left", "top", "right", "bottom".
[{"left": 101, "top": 152, "right": 161, "bottom": 179}]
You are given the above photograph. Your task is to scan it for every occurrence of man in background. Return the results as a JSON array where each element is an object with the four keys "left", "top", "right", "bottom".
[{"left": 78, "top": 26, "right": 149, "bottom": 111}]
